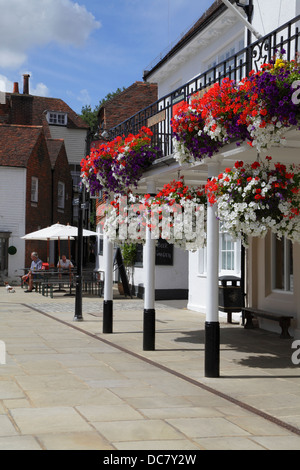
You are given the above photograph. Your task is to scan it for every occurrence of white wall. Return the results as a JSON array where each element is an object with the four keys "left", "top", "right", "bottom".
[
  {"left": 252, "top": 0, "right": 297, "bottom": 37},
  {"left": 97, "top": 236, "right": 189, "bottom": 298},
  {"left": 250, "top": 233, "right": 300, "bottom": 338},
  {"left": 155, "top": 17, "right": 244, "bottom": 98},
  {"left": 133, "top": 244, "right": 188, "bottom": 296},
  {"left": 147, "top": 0, "right": 300, "bottom": 321},
  {"left": 49, "top": 127, "right": 87, "bottom": 165},
  {"left": 187, "top": 250, "right": 208, "bottom": 313},
  {"left": 0, "top": 167, "right": 26, "bottom": 281}
]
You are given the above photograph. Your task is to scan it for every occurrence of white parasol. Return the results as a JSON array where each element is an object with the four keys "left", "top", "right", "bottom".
[{"left": 21, "top": 223, "right": 97, "bottom": 264}]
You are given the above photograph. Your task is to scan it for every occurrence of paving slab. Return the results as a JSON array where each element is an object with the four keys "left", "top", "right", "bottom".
[{"left": 1, "top": 287, "right": 300, "bottom": 451}]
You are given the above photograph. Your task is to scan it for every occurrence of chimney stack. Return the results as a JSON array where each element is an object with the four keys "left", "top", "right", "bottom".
[
  {"left": 13, "top": 82, "right": 19, "bottom": 93},
  {"left": 23, "top": 74, "right": 30, "bottom": 94}
]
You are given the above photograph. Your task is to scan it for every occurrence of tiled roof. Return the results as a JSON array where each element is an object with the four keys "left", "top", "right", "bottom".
[
  {"left": 3, "top": 93, "right": 89, "bottom": 129},
  {"left": 46, "top": 138, "right": 65, "bottom": 168},
  {"left": 0, "top": 124, "right": 43, "bottom": 167},
  {"left": 30, "top": 95, "right": 89, "bottom": 129}
]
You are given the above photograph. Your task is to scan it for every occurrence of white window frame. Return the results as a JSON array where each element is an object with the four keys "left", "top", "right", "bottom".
[
  {"left": 31, "top": 176, "right": 38, "bottom": 203},
  {"left": 198, "top": 246, "right": 207, "bottom": 275},
  {"left": 197, "top": 232, "right": 241, "bottom": 277},
  {"left": 57, "top": 181, "right": 65, "bottom": 209},
  {"left": 219, "top": 232, "right": 241, "bottom": 276},
  {"left": 46, "top": 111, "right": 67, "bottom": 126}
]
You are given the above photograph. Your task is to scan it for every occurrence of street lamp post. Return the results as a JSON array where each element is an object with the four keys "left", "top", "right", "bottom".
[{"left": 74, "top": 189, "right": 84, "bottom": 322}]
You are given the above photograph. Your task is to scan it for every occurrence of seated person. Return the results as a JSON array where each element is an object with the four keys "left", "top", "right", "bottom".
[
  {"left": 22, "top": 252, "right": 43, "bottom": 292},
  {"left": 57, "top": 254, "right": 74, "bottom": 270}
]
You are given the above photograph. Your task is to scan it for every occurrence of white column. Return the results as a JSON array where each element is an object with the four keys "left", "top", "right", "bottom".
[
  {"left": 103, "top": 231, "right": 114, "bottom": 333},
  {"left": 206, "top": 162, "right": 220, "bottom": 322},
  {"left": 205, "top": 160, "right": 220, "bottom": 377},
  {"left": 143, "top": 179, "right": 156, "bottom": 350},
  {"left": 103, "top": 234, "right": 113, "bottom": 301},
  {"left": 144, "top": 222, "right": 156, "bottom": 310}
]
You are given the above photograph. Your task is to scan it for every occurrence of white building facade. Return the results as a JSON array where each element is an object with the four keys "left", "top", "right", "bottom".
[
  {"left": 0, "top": 168, "right": 26, "bottom": 279},
  {"left": 97, "top": 0, "right": 300, "bottom": 355}
]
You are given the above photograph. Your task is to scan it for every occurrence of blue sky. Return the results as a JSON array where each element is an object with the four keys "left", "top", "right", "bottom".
[{"left": 0, "top": 0, "right": 214, "bottom": 114}]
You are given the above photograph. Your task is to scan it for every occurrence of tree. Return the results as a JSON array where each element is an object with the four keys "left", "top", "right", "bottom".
[
  {"left": 121, "top": 243, "right": 137, "bottom": 295},
  {"left": 80, "top": 87, "right": 126, "bottom": 135}
]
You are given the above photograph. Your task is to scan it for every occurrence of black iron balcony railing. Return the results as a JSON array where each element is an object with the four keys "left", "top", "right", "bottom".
[{"left": 109, "top": 15, "right": 300, "bottom": 159}]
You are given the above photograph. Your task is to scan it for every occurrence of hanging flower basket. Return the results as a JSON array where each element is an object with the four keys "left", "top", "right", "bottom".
[
  {"left": 237, "top": 52, "right": 300, "bottom": 151},
  {"left": 205, "top": 156, "right": 300, "bottom": 246},
  {"left": 80, "top": 127, "right": 162, "bottom": 195},
  {"left": 171, "top": 98, "right": 227, "bottom": 165},
  {"left": 103, "top": 192, "right": 148, "bottom": 245},
  {"left": 103, "top": 179, "right": 207, "bottom": 251},
  {"left": 146, "top": 178, "right": 207, "bottom": 251}
]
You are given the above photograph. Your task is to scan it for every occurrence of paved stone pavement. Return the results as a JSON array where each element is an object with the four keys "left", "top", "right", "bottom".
[{"left": 0, "top": 286, "right": 300, "bottom": 451}]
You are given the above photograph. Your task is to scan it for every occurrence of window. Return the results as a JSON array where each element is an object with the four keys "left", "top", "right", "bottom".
[
  {"left": 97, "top": 224, "right": 103, "bottom": 256},
  {"left": 220, "top": 232, "right": 235, "bottom": 271},
  {"left": 31, "top": 177, "right": 38, "bottom": 203},
  {"left": 219, "top": 230, "right": 241, "bottom": 275},
  {"left": 204, "top": 38, "right": 245, "bottom": 83},
  {"left": 198, "top": 246, "right": 207, "bottom": 275},
  {"left": 134, "top": 244, "right": 143, "bottom": 267},
  {"left": 46, "top": 111, "right": 67, "bottom": 126},
  {"left": 197, "top": 232, "right": 241, "bottom": 276},
  {"left": 58, "top": 181, "right": 65, "bottom": 209},
  {"left": 70, "top": 164, "right": 81, "bottom": 190},
  {"left": 272, "top": 235, "right": 293, "bottom": 292}
]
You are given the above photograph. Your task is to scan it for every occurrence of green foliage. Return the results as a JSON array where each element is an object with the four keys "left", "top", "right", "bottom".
[
  {"left": 80, "top": 87, "right": 126, "bottom": 134},
  {"left": 121, "top": 243, "right": 137, "bottom": 267}
]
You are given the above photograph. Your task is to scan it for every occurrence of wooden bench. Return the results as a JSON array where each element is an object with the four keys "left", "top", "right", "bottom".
[
  {"left": 41, "top": 271, "right": 104, "bottom": 298},
  {"left": 242, "top": 307, "right": 294, "bottom": 339},
  {"left": 41, "top": 272, "right": 74, "bottom": 298}
]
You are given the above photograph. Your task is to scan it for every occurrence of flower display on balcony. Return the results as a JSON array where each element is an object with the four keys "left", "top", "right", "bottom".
[
  {"left": 205, "top": 156, "right": 300, "bottom": 246},
  {"left": 103, "top": 178, "right": 207, "bottom": 251},
  {"left": 238, "top": 53, "right": 300, "bottom": 151},
  {"left": 80, "top": 127, "right": 162, "bottom": 195},
  {"left": 171, "top": 54, "right": 300, "bottom": 162},
  {"left": 171, "top": 101, "right": 225, "bottom": 164}
]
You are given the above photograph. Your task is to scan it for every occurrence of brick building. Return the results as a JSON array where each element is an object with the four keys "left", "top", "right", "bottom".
[
  {"left": 97, "top": 81, "right": 157, "bottom": 136},
  {"left": 0, "top": 75, "right": 88, "bottom": 282},
  {"left": 94, "top": 81, "right": 158, "bottom": 232}
]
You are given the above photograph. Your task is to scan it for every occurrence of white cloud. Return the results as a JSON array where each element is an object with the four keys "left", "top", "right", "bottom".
[
  {"left": 30, "top": 82, "right": 50, "bottom": 97},
  {"left": 0, "top": 74, "right": 13, "bottom": 93},
  {"left": 0, "top": 0, "right": 101, "bottom": 68},
  {"left": 0, "top": 72, "right": 49, "bottom": 97},
  {"left": 67, "top": 88, "right": 91, "bottom": 105},
  {"left": 77, "top": 88, "right": 91, "bottom": 104}
]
